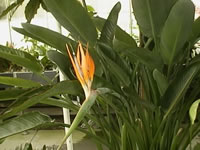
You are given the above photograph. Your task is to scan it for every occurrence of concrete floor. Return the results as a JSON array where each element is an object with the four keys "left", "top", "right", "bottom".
[{"left": 0, "top": 130, "right": 100, "bottom": 150}]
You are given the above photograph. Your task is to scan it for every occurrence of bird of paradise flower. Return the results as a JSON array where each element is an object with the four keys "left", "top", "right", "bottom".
[{"left": 57, "top": 42, "right": 98, "bottom": 150}]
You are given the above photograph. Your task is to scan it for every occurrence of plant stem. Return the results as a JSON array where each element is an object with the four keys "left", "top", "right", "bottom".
[{"left": 57, "top": 91, "right": 97, "bottom": 150}]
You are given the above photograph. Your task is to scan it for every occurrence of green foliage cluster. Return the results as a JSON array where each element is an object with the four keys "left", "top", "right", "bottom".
[
  {"left": 0, "top": 0, "right": 200, "bottom": 149},
  {"left": 0, "top": 0, "right": 47, "bottom": 22},
  {"left": 0, "top": 37, "right": 55, "bottom": 72},
  {"left": 20, "top": 37, "right": 55, "bottom": 70}
]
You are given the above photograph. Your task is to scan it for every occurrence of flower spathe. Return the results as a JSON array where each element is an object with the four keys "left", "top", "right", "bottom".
[
  {"left": 66, "top": 42, "right": 95, "bottom": 98},
  {"left": 58, "top": 42, "right": 97, "bottom": 150}
]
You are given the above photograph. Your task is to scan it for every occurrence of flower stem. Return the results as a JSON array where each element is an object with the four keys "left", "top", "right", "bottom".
[{"left": 57, "top": 91, "right": 97, "bottom": 150}]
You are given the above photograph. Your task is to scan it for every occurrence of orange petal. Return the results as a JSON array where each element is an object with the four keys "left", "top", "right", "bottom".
[
  {"left": 66, "top": 44, "right": 85, "bottom": 86},
  {"left": 86, "top": 49, "right": 95, "bottom": 81},
  {"left": 79, "top": 42, "right": 89, "bottom": 83},
  {"left": 77, "top": 45, "right": 81, "bottom": 66}
]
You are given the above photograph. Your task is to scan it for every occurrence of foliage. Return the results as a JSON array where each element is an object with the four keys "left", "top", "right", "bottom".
[
  {"left": 1, "top": 0, "right": 200, "bottom": 150},
  {"left": 0, "top": 37, "right": 55, "bottom": 72},
  {"left": 0, "top": 0, "right": 24, "bottom": 20},
  {"left": 0, "top": 44, "right": 43, "bottom": 73},
  {"left": 0, "top": 0, "right": 47, "bottom": 22},
  {"left": 0, "top": 112, "right": 53, "bottom": 139},
  {"left": 20, "top": 36, "right": 55, "bottom": 70},
  {"left": 0, "top": 42, "right": 22, "bottom": 72},
  {"left": 0, "top": 57, "right": 22, "bottom": 72}
]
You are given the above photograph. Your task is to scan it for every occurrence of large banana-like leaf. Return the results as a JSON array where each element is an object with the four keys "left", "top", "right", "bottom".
[
  {"left": 0, "top": 76, "right": 40, "bottom": 88},
  {"left": 99, "top": 2, "right": 121, "bottom": 47},
  {"left": 0, "top": 88, "right": 29, "bottom": 101},
  {"left": 0, "top": 112, "right": 52, "bottom": 139},
  {"left": 93, "top": 16, "right": 137, "bottom": 48},
  {"left": 14, "top": 23, "right": 76, "bottom": 54},
  {"left": 160, "top": 0, "right": 194, "bottom": 67},
  {"left": 0, "top": 45, "right": 42, "bottom": 73},
  {"left": 0, "top": 80, "right": 82, "bottom": 120},
  {"left": 13, "top": 27, "right": 47, "bottom": 45},
  {"left": 162, "top": 63, "right": 199, "bottom": 118},
  {"left": 132, "top": 0, "right": 177, "bottom": 38},
  {"left": 43, "top": 0, "right": 97, "bottom": 46}
]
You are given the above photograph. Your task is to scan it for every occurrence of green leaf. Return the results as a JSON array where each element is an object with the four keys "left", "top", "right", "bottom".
[
  {"left": 0, "top": 88, "right": 29, "bottom": 101},
  {"left": 93, "top": 75, "right": 120, "bottom": 93},
  {"left": 41, "top": 97, "right": 78, "bottom": 111},
  {"left": 189, "top": 16, "right": 200, "bottom": 45},
  {"left": 162, "top": 63, "right": 199, "bottom": 118},
  {"left": 0, "top": 80, "right": 82, "bottom": 120},
  {"left": 41, "top": 1, "right": 48, "bottom": 12},
  {"left": 42, "top": 145, "right": 46, "bottom": 150},
  {"left": 58, "top": 91, "right": 98, "bottom": 149},
  {"left": 0, "top": 76, "right": 40, "bottom": 88},
  {"left": 0, "top": 139, "right": 5, "bottom": 144},
  {"left": 99, "top": 2, "right": 121, "bottom": 47},
  {"left": 114, "top": 26, "right": 137, "bottom": 48},
  {"left": 189, "top": 99, "right": 200, "bottom": 125},
  {"left": 23, "top": 143, "right": 33, "bottom": 150},
  {"left": 0, "top": 112, "right": 52, "bottom": 139},
  {"left": 43, "top": 0, "right": 97, "bottom": 46},
  {"left": 194, "top": 143, "right": 200, "bottom": 150},
  {"left": 47, "top": 50, "right": 72, "bottom": 79},
  {"left": 0, "top": 0, "right": 24, "bottom": 18},
  {"left": 25, "top": 0, "right": 41, "bottom": 23},
  {"left": 121, "top": 124, "right": 127, "bottom": 150},
  {"left": 0, "top": 45, "right": 43, "bottom": 73},
  {"left": 123, "top": 48, "right": 163, "bottom": 71},
  {"left": 98, "top": 47, "right": 130, "bottom": 86},
  {"left": 160, "top": 0, "right": 195, "bottom": 66},
  {"left": 97, "top": 42, "right": 131, "bottom": 78},
  {"left": 153, "top": 69, "right": 168, "bottom": 96},
  {"left": 18, "top": 23, "right": 76, "bottom": 54},
  {"left": 13, "top": 27, "right": 47, "bottom": 45},
  {"left": 93, "top": 16, "right": 137, "bottom": 48},
  {"left": 131, "top": 0, "right": 177, "bottom": 37},
  {"left": 113, "top": 39, "right": 136, "bottom": 53}
]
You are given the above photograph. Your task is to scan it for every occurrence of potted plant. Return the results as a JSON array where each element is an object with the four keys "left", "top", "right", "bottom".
[{"left": 0, "top": 37, "right": 57, "bottom": 90}]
